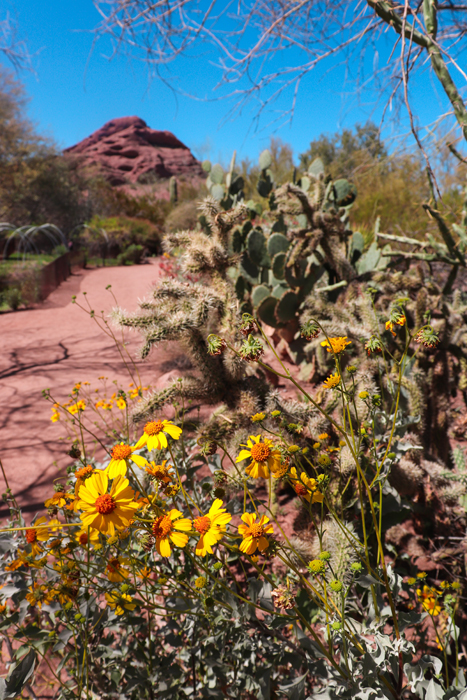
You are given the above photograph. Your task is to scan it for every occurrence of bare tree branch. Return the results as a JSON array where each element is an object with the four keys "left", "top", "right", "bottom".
[
  {"left": 0, "top": 12, "right": 32, "bottom": 72},
  {"left": 92, "top": 0, "right": 467, "bottom": 146}
]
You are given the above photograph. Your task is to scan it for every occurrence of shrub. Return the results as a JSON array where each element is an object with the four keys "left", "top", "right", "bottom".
[
  {"left": 3, "top": 286, "right": 22, "bottom": 310},
  {"left": 117, "top": 243, "right": 144, "bottom": 265}
]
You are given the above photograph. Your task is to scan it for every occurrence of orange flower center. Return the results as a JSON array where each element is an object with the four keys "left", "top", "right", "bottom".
[
  {"left": 26, "top": 529, "right": 37, "bottom": 544},
  {"left": 145, "top": 420, "right": 164, "bottom": 436},
  {"left": 250, "top": 443, "right": 271, "bottom": 462},
  {"left": 248, "top": 523, "right": 266, "bottom": 539},
  {"left": 152, "top": 515, "right": 173, "bottom": 539},
  {"left": 75, "top": 465, "right": 93, "bottom": 480},
  {"left": 95, "top": 494, "right": 117, "bottom": 515},
  {"left": 78, "top": 533, "right": 88, "bottom": 546},
  {"left": 294, "top": 484, "right": 308, "bottom": 496},
  {"left": 193, "top": 515, "right": 211, "bottom": 535},
  {"left": 111, "top": 444, "right": 132, "bottom": 460}
]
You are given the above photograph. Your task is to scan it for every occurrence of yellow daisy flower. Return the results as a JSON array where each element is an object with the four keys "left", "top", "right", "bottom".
[
  {"left": 75, "top": 527, "right": 100, "bottom": 548},
  {"left": 106, "top": 556, "right": 131, "bottom": 583},
  {"left": 144, "top": 459, "right": 174, "bottom": 484},
  {"left": 77, "top": 471, "right": 140, "bottom": 537},
  {"left": 320, "top": 337, "right": 351, "bottom": 354},
  {"left": 151, "top": 509, "right": 192, "bottom": 557},
  {"left": 116, "top": 398, "right": 126, "bottom": 410},
  {"left": 238, "top": 513, "right": 274, "bottom": 555},
  {"left": 105, "top": 591, "right": 136, "bottom": 616},
  {"left": 289, "top": 467, "right": 324, "bottom": 503},
  {"left": 134, "top": 419, "right": 182, "bottom": 451},
  {"left": 323, "top": 373, "right": 340, "bottom": 389},
  {"left": 26, "top": 583, "right": 56, "bottom": 608},
  {"left": 417, "top": 585, "right": 442, "bottom": 616},
  {"left": 105, "top": 442, "right": 149, "bottom": 479},
  {"left": 44, "top": 491, "right": 75, "bottom": 509},
  {"left": 25, "top": 517, "right": 50, "bottom": 556},
  {"left": 68, "top": 400, "right": 86, "bottom": 415},
  {"left": 193, "top": 499, "right": 232, "bottom": 557},
  {"left": 236, "top": 435, "right": 283, "bottom": 479}
]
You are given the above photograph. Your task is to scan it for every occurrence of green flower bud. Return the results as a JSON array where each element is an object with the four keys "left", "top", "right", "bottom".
[
  {"left": 120, "top": 584, "right": 130, "bottom": 593},
  {"left": 350, "top": 562, "right": 363, "bottom": 573},
  {"left": 308, "top": 559, "right": 326, "bottom": 574},
  {"left": 331, "top": 621, "right": 342, "bottom": 631},
  {"left": 213, "top": 562, "right": 223, "bottom": 571},
  {"left": 318, "top": 454, "right": 331, "bottom": 467},
  {"left": 319, "top": 551, "right": 331, "bottom": 561},
  {"left": 329, "top": 579, "right": 343, "bottom": 592},
  {"left": 195, "top": 576, "right": 207, "bottom": 589}
]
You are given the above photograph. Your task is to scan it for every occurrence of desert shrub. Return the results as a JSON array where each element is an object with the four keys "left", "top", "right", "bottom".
[
  {"left": 164, "top": 200, "right": 199, "bottom": 233},
  {"left": 3, "top": 286, "right": 22, "bottom": 310},
  {"left": 117, "top": 243, "right": 144, "bottom": 265},
  {"left": 78, "top": 216, "right": 161, "bottom": 260}
]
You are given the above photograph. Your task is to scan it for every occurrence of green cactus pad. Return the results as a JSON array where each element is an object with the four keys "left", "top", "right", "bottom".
[
  {"left": 271, "top": 217, "right": 286, "bottom": 233},
  {"left": 259, "top": 149, "right": 272, "bottom": 170},
  {"left": 242, "top": 220, "right": 253, "bottom": 235},
  {"left": 257, "top": 177, "right": 273, "bottom": 198},
  {"left": 240, "top": 252, "right": 259, "bottom": 284},
  {"left": 240, "top": 300, "right": 253, "bottom": 315},
  {"left": 285, "top": 258, "right": 307, "bottom": 287},
  {"left": 275, "top": 290, "right": 300, "bottom": 323},
  {"left": 334, "top": 179, "right": 357, "bottom": 207},
  {"left": 308, "top": 157, "right": 325, "bottom": 179},
  {"left": 350, "top": 231, "right": 364, "bottom": 264},
  {"left": 235, "top": 275, "right": 246, "bottom": 301},
  {"left": 230, "top": 174, "right": 244, "bottom": 196},
  {"left": 251, "top": 284, "right": 271, "bottom": 308},
  {"left": 268, "top": 233, "right": 290, "bottom": 257},
  {"left": 232, "top": 229, "right": 243, "bottom": 253},
  {"left": 210, "top": 184, "right": 225, "bottom": 201},
  {"left": 211, "top": 164, "right": 224, "bottom": 185},
  {"left": 300, "top": 176, "right": 311, "bottom": 192},
  {"left": 272, "top": 283, "right": 289, "bottom": 299},
  {"left": 247, "top": 229, "right": 270, "bottom": 267},
  {"left": 202, "top": 160, "right": 212, "bottom": 173},
  {"left": 272, "top": 252, "right": 286, "bottom": 280},
  {"left": 257, "top": 296, "right": 280, "bottom": 328}
]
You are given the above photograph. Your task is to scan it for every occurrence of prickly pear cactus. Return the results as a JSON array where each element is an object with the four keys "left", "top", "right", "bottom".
[{"left": 229, "top": 151, "right": 375, "bottom": 332}]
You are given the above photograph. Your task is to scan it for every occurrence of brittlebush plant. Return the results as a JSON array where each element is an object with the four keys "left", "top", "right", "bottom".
[{"left": 0, "top": 306, "right": 465, "bottom": 700}]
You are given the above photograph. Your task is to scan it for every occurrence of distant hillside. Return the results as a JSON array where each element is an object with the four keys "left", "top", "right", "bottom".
[{"left": 63, "top": 116, "right": 204, "bottom": 188}]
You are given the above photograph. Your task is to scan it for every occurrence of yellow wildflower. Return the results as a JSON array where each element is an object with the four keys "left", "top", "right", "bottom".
[
  {"left": 106, "top": 556, "right": 131, "bottom": 583},
  {"left": 105, "top": 592, "right": 136, "bottom": 616},
  {"left": 323, "top": 373, "right": 340, "bottom": 389},
  {"left": 135, "top": 419, "right": 182, "bottom": 451},
  {"left": 105, "top": 442, "right": 149, "bottom": 479},
  {"left": 193, "top": 499, "right": 232, "bottom": 557},
  {"left": 320, "top": 337, "right": 351, "bottom": 354},
  {"left": 236, "top": 435, "right": 282, "bottom": 479},
  {"left": 151, "top": 509, "right": 192, "bottom": 557},
  {"left": 77, "top": 471, "right": 140, "bottom": 537},
  {"left": 116, "top": 398, "right": 126, "bottom": 410},
  {"left": 251, "top": 412, "right": 266, "bottom": 422},
  {"left": 289, "top": 467, "right": 324, "bottom": 504},
  {"left": 238, "top": 513, "right": 274, "bottom": 555}
]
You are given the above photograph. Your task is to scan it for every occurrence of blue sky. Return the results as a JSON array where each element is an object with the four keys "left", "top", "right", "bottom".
[{"left": 0, "top": 0, "right": 454, "bottom": 165}]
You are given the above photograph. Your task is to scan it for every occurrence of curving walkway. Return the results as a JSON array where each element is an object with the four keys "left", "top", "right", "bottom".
[{"left": 0, "top": 260, "right": 171, "bottom": 519}]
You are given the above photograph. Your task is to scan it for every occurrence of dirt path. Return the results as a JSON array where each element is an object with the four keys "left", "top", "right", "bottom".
[{"left": 0, "top": 260, "right": 173, "bottom": 519}]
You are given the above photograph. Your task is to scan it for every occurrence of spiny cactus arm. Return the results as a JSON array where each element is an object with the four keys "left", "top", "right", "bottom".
[
  {"left": 320, "top": 235, "right": 357, "bottom": 283},
  {"left": 376, "top": 232, "right": 429, "bottom": 249},
  {"left": 383, "top": 249, "right": 458, "bottom": 265},
  {"left": 131, "top": 376, "right": 225, "bottom": 423},
  {"left": 210, "top": 203, "right": 249, "bottom": 247},
  {"left": 163, "top": 230, "right": 202, "bottom": 252},
  {"left": 423, "top": 203, "right": 465, "bottom": 266}
]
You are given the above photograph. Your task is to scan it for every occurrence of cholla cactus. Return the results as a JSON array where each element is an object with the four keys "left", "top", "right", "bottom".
[{"left": 310, "top": 517, "right": 360, "bottom": 583}]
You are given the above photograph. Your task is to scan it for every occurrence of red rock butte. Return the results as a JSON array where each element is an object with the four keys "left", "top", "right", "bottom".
[{"left": 63, "top": 115, "right": 204, "bottom": 186}]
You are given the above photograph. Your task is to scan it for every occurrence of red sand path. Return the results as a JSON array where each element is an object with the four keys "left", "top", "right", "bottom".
[{"left": 0, "top": 260, "right": 170, "bottom": 520}]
